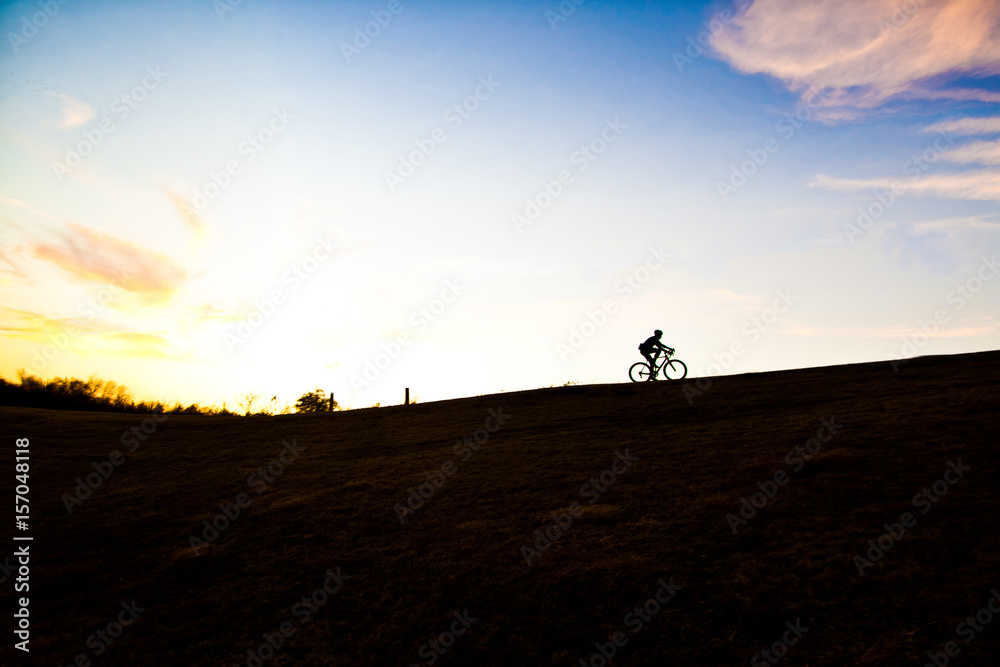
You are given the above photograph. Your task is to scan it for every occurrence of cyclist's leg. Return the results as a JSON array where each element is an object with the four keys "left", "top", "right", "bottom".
[{"left": 642, "top": 351, "right": 657, "bottom": 379}]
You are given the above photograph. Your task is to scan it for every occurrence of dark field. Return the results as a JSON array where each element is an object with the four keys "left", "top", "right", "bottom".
[{"left": 2, "top": 351, "right": 999, "bottom": 666}]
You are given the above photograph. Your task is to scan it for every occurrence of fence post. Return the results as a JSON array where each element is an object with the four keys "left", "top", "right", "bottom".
[
  {"left": 405, "top": 388, "right": 409, "bottom": 405},
  {"left": 329, "top": 391, "right": 334, "bottom": 412}
]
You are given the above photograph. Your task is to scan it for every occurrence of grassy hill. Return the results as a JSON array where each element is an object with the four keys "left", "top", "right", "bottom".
[{"left": 2, "top": 351, "right": 999, "bottom": 666}]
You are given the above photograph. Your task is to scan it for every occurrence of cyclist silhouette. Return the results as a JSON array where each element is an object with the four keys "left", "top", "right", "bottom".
[{"left": 638, "top": 330, "right": 674, "bottom": 380}]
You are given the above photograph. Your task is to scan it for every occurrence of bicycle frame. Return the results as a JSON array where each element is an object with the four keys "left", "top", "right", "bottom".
[
  {"left": 630, "top": 348, "right": 686, "bottom": 382},
  {"left": 649, "top": 348, "right": 673, "bottom": 369}
]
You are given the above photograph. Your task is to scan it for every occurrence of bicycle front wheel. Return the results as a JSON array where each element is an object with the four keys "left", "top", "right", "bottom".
[
  {"left": 629, "top": 362, "right": 654, "bottom": 382},
  {"left": 662, "top": 359, "right": 688, "bottom": 380}
]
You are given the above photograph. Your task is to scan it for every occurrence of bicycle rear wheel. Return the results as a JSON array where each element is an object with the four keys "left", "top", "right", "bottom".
[
  {"left": 629, "top": 362, "right": 654, "bottom": 382},
  {"left": 662, "top": 359, "right": 688, "bottom": 380}
]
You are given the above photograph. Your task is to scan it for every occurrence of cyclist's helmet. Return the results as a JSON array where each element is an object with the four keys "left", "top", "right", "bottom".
[{"left": 654, "top": 329, "right": 662, "bottom": 336}]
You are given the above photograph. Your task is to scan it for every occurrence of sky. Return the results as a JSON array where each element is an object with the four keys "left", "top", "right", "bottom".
[{"left": 1, "top": 0, "right": 998, "bottom": 410}]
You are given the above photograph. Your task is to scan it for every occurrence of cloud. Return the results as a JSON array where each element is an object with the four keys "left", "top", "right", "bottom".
[
  {"left": 190, "top": 303, "right": 242, "bottom": 323},
  {"left": 0, "top": 217, "right": 32, "bottom": 284},
  {"left": 53, "top": 93, "right": 95, "bottom": 129},
  {"left": 1, "top": 198, "right": 194, "bottom": 298},
  {"left": 906, "top": 213, "right": 1000, "bottom": 232},
  {"left": 709, "top": 0, "right": 1000, "bottom": 118},
  {"left": 789, "top": 322, "right": 1000, "bottom": 338},
  {"left": 811, "top": 115, "right": 1000, "bottom": 200},
  {"left": 0, "top": 197, "right": 61, "bottom": 222},
  {"left": 936, "top": 140, "right": 1000, "bottom": 165},
  {"left": 0, "top": 306, "right": 173, "bottom": 360},
  {"left": 101, "top": 331, "right": 172, "bottom": 357},
  {"left": 0, "top": 307, "right": 107, "bottom": 339},
  {"left": 31, "top": 221, "right": 188, "bottom": 302},
  {"left": 922, "top": 116, "right": 1000, "bottom": 135},
  {"left": 810, "top": 170, "right": 1000, "bottom": 200},
  {"left": 164, "top": 190, "right": 206, "bottom": 236}
]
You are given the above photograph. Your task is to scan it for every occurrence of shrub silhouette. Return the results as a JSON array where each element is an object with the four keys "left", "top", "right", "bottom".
[
  {"left": 1, "top": 371, "right": 334, "bottom": 416},
  {"left": 0, "top": 370, "right": 151, "bottom": 412},
  {"left": 0, "top": 370, "right": 231, "bottom": 415}
]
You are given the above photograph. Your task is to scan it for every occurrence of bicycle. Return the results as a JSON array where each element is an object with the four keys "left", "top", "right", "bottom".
[{"left": 629, "top": 349, "right": 688, "bottom": 382}]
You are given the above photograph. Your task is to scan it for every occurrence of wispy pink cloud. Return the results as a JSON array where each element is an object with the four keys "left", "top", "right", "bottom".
[
  {"left": 31, "top": 221, "right": 188, "bottom": 302},
  {"left": 937, "top": 140, "right": 1000, "bottom": 165},
  {"left": 164, "top": 190, "right": 206, "bottom": 236},
  {"left": 810, "top": 171, "right": 1000, "bottom": 200},
  {"left": 811, "top": 111, "right": 1000, "bottom": 200},
  {"left": 710, "top": 0, "right": 1000, "bottom": 119},
  {"left": 52, "top": 93, "right": 95, "bottom": 129},
  {"left": 922, "top": 116, "right": 1000, "bottom": 135},
  {"left": 908, "top": 214, "right": 1000, "bottom": 232}
]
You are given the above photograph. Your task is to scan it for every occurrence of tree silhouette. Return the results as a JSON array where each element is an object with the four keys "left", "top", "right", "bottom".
[{"left": 295, "top": 388, "right": 336, "bottom": 413}]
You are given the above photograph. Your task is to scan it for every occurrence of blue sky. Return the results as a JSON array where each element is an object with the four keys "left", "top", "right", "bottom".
[{"left": 1, "top": 0, "right": 998, "bottom": 409}]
